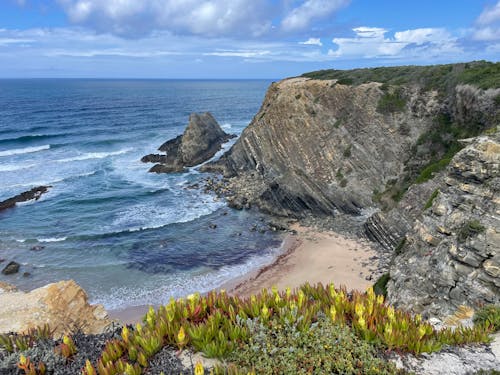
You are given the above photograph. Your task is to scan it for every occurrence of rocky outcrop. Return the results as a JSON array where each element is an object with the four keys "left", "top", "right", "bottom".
[
  {"left": 387, "top": 135, "right": 500, "bottom": 317},
  {"left": 0, "top": 280, "right": 111, "bottom": 337},
  {"left": 0, "top": 186, "right": 50, "bottom": 212},
  {"left": 1, "top": 261, "right": 20, "bottom": 275},
  {"left": 205, "top": 77, "right": 441, "bottom": 216},
  {"left": 143, "top": 112, "right": 235, "bottom": 173}
]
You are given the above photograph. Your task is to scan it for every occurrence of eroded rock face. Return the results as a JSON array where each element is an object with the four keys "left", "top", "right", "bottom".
[
  {"left": 0, "top": 280, "right": 111, "bottom": 337},
  {"left": 143, "top": 112, "right": 235, "bottom": 173},
  {"left": 387, "top": 135, "right": 500, "bottom": 317},
  {"left": 206, "top": 77, "right": 441, "bottom": 216}
]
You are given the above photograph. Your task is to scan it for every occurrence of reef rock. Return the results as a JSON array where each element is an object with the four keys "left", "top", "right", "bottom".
[
  {"left": 387, "top": 135, "right": 500, "bottom": 317},
  {"left": 0, "top": 186, "right": 50, "bottom": 212},
  {"left": 143, "top": 112, "right": 235, "bottom": 173},
  {"left": 0, "top": 280, "right": 111, "bottom": 338}
]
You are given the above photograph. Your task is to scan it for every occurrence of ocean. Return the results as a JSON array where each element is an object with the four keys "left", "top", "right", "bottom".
[{"left": 0, "top": 79, "right": 283, "bottom": 310}]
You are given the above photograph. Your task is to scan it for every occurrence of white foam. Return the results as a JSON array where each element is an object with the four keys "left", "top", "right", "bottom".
[
  {"left": 56, "top": 148, "right": 133, "bottom": 163},
  {"left": 0, "top": 164, "right": 36, "bottom": 172},
  {"left": 38, "top": 237, "right": 67, "bottom": 243},
  {"left": 221, "top": 123, "right": 232, "bottom": 130},
  {"left": 0, "top": 145, "right": 50, "bottom": 157}
]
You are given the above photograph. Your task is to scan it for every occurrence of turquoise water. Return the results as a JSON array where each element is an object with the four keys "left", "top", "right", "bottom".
[{"left": 0, "top": 79, "right": 283, "bottom": 309}]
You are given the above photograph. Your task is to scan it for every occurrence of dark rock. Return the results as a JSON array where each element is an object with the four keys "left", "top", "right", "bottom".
[
  {"left": 143, "top": 113, "right": 235, "bottom": 174},
  {"left": 30, "top": 245, "right": 45, "bottom": 252},
  {"left": 0, "top": 186, "right": 50, "bottom": 212},
  {"left": 2, "top": 261, "right": 20, "bottom": 275},
  {"left": 23, "top": 272, "right": 31, "bottom": 277},
  {"left": 0, "top": 258, "right": 4, "bottom": 263},
  {"left": 141, "top": 154, "right": 169, "bottom": 163},
  {"left": 209, "top": 224, "right": 217, "bottom": 229}
]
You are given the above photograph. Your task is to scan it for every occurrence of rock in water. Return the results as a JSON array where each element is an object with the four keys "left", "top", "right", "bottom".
[
  {"left": 142, "top": 112, "right": 235, "bottom": 173},
  {"left": 0, "top": 186, "right": 50, "bottom": 212},
  {"left": 0, "top": 280, "right": 111, "bottom": 337},
  {"left": 1, "top": 261, "right": 20, "bottom": 275}
]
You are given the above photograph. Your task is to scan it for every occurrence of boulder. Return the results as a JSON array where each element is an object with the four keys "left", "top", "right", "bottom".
[
  {"left": 0, "top": 186, "right": 50, "bottom": 212},
  {"left": 143, "top": 112, "right": 235, "bottom": 173},
  {"left": 1, "top": 261, "right": 20, "bottom": 275},
  {"left": 0, "top": 280, "right": 111, "bottom": 337}
]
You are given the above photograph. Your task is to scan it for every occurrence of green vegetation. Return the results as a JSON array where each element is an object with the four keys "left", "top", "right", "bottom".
[
  {"left": 229, "top": 317, "right": 398, "bottom": 374},
  {"left": 373, "top": 273, "right": 390, "bottom": 298},
  {"left": 302, "top": 61, "right": 500, "bottom": 92},
  {"left": 474, "top": 305, "right": 500, "bottom": 332},
  {"left": 343, "top": 144, "right": 352, "bottom": 157},
  {"left": 458, "top": 220, "right": 486, "bottom": 242},
  {"left": 377, "top": 89, "right": 407, "bottom": 114},
  {"left": 2, "top": 284, "right": 494, "bottom": 374},
  {"left": 394, "top": 238, "right": 407, "bottom": 255},
  {"left": 424, "top": 190, "right": 439, "bottom": 210}
]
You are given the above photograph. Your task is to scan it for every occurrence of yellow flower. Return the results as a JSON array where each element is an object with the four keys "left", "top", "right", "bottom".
[
  {"left": 418, "top": 325, "right": 426, "bottom": 339},
  {"left": 376, "top": 295, "right": 384, "bottom": 305},
  {"left": 136, "top": 323, "right": 143, "bottom": 334},
  {"left": 177, "top": 327, "right": 186, "bottom": 343},
  {"left": 384, "top": 323, "right": 392, "bottom": 335},
  {"left": 285, "top": 287, "right": 291, "bottom": 299},
  {"left": 415, "top": 314, "right": 422, "bottom": 323},
  {"left": 329, "top": 283, "right": 336, "bottom": 298},
  {"left": 261, "top": 305, "right": 269, "bottom": 319},
  {"left": 298, "top": 290, "right": 305, "bottom": 307},
  {"left": 329, "top": 305, "right": 336, "bottom": 321},
  {"left": 366, "top": 286, "right": 375, "bottom": 301},
  {"left": 387, "top": 306, "right": 395, "bottom": 321},
  {"left": 355, "top": 302, "right": 365, "bottom": 318},
  {"left": 63, "top": 335, "right": 71, "bottom": 346},
  {"left": 358, "top": 316, "right": 366, "bottom": 329},
  {"left": 121, "top": 326, "right": 130, "bottom": 343},
  {"left": 194, "top": 361, "right": 204, "bottom": 375},
  {"left": 19, "top": 355, "right": 27, "bottom": 366}
]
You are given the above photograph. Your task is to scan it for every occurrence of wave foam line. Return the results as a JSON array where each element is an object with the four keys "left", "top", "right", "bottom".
[
  {"left": 0, "top": 145, "right": 50, "bottom": 157},
  {"left": 56, "top": 148, "right": 133, "bottom": 163}
]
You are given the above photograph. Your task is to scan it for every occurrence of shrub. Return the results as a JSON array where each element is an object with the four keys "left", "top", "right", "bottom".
[
  {"left": 343, "top": 144, "right": 352, "bottom": 157},
  {"left": 458, "top": 220, "right": 486, "bottom": 242},
  {"left": 394, "top": 238, "right": 407, "bottom": 255},
  {"left": 473, "top": 305, "right": 500, "bottom": 332},
  {"left": 229, "top": 317, "right": 398, "bottom": 375},
  {"left": 373, "top": 273, "right": 390, "bottom": 297},
  {"left": 377, "top": 89, "right": 406, "bottom": 114}
]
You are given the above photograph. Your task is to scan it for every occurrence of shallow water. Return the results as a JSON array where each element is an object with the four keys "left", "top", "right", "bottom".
[{"left": 0, "top": 79, "right": 283, "bottom": 309}]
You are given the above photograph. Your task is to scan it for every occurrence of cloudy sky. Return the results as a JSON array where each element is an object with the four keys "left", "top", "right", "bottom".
[{"left": 0, "top": 0, "right": 499, "bottom": 78}]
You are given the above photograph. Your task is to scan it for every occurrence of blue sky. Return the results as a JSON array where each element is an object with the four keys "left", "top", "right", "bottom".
[{"left": 0, "top": 0, "right": 499, "bottom": 78}]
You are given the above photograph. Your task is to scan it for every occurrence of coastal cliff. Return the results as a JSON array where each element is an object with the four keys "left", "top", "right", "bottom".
[{"left": 205, "top": 61, "right": 500, "bottom": 315}]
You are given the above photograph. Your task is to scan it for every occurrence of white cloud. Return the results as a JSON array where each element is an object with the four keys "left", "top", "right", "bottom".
[
  {"left": 281, "top": 0, "right": 349, "bottom": 31},
  {"left": 329, "top": 27, "right": 460, "bottom": 59},
  {"left": 203, "top": 49, "right": 271, "bottom": 58},
  {"left": 299, "top": 38, "right": 322, "bottom": 46},
  {"left": 477, "top": 1, "right": 500, "bottom": 25},
  {"left": 473, "top": 1, "right": 500, "bottom": 41},
  {"left": 56, "top": 0, "right": 272, "bottom": 37}
]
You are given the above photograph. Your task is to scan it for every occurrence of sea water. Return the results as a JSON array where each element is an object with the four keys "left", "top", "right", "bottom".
[{"left": 0, "top": 79, "right": 283, "bottom": 310}]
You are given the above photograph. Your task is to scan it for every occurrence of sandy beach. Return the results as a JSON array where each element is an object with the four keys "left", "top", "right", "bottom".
[{"left": 109, "top": 224, "right": 381, "bottom": 324}]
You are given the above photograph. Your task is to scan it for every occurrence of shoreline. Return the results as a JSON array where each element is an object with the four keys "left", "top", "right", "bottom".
[{"left": 108, "top": 224, "right": 381, "bottom": 324}]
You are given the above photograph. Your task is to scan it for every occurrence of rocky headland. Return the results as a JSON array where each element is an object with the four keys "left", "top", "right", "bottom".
[
  {"left": 203, "top": 61, "right": 499, "bottom": 318},
  {"left": 142, "top": 112, "right": 235, "bottom": 173}
]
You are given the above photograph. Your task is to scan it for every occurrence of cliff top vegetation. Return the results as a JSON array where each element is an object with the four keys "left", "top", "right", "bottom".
[{"left": 302, "top": 61, "right": 500, "bottom": 91}]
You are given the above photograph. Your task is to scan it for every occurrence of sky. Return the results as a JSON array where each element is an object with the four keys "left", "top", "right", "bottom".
[{"left": 0, "top": 0, "right": 499, "bottom": 78}]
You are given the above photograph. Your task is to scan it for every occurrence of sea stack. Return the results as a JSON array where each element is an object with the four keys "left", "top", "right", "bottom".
[{"left": 142, "top": 112, "right": 235, "bottom": 173}]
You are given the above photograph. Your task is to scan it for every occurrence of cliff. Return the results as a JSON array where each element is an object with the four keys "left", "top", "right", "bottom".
[
  {"left": 388, "top": 135, "right": 499, "bottom": 316},
  {"left": 204, "top": 61, "right": 499, "bottom": 315}
]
